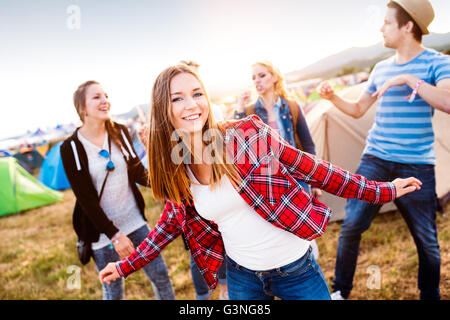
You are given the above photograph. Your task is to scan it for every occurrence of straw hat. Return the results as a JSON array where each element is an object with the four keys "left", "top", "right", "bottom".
[{"left": 391, "top": 0, "right": 435, "bottom": 34}]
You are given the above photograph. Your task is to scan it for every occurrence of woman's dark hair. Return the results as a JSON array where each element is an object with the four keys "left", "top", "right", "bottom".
[
  {"left": 73, "top": 80, "right": 122, "bottom": 150},
  {"left": 387, "top": 1, "right": 423, "bottom": 42}
]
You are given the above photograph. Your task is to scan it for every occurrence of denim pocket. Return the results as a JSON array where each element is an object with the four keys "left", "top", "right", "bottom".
[
  {"left": 397, "top": 163, "right": 436, "bottom": 190},
  {"left": 277, "top": 248, "right": 313, "bottom": 277}
]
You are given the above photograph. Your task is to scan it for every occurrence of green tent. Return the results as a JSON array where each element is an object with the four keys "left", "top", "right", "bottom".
[{"left": 0, "top": 157, "right": 63, "bottom": 217}]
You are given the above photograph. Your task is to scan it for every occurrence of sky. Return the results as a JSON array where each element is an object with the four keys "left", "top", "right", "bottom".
[{"left": 0, "top": 0, "right": 449, "bottom": 140}]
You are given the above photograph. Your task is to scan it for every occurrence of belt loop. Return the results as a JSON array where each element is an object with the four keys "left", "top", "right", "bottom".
[{"left": 228, "top": 256, "right": 242, "bottom": 271}]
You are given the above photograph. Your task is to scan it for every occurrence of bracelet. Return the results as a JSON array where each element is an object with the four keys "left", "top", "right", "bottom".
[
  {"left": 109, "top": 232, "right": 122, "bottom": 249},
  {"left": 404, "top": 79, "right": 424, "bottom": 103}
]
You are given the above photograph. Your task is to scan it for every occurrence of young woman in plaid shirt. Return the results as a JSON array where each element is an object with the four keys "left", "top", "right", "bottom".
[{"left": 99, "top": 64, "right": 421, "bottom": 300}]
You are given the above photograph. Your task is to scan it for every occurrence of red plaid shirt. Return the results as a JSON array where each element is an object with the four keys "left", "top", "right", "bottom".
[{"left": 116, "top": 115, "right": 396, "bottom": 289}]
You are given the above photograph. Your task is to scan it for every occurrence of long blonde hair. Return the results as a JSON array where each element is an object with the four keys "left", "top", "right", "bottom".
[
  {"left": 252, "top": 61, "right": 289, "bottom": 100},
  {"left": 148, "top": 64, "right": 240, "bottom": 205}
]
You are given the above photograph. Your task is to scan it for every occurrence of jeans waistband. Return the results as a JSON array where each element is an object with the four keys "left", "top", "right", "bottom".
[{"left": 226, "top": 245, "right": 312, "bottom": 274}]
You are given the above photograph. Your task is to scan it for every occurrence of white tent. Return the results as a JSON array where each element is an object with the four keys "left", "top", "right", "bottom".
[{"left": 306, "top": 83, "right": 450, "bottom": 221}]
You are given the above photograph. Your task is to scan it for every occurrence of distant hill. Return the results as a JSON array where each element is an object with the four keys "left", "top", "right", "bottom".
[{"left": 285, "top": 32, "right": 450, "bottom": 83}]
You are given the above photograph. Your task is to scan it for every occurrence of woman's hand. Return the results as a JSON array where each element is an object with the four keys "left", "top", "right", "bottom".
[
  {"left": 138, "top": 124, "right": 149, "bottom": 146},
  {"left": 99, "top": 262, "right": 121, "bottom": 285},
  {"left": 113, "top": 233, "right": 135, "bottom": 259},
  {"left": 311, "top": 187, "right": 323, "bottom": 198},
  {"left": 392, "top": 177, "right": 422, "bottom": 198}
]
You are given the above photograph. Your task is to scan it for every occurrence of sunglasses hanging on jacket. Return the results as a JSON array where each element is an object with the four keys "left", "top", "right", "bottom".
[{"left": 98, "top": 134, "right": 115, "bottom": 172}]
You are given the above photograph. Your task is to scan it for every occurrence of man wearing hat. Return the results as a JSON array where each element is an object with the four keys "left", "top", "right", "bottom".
[{"left": 318, "top": 0, "right": 450, "bottom": 300}]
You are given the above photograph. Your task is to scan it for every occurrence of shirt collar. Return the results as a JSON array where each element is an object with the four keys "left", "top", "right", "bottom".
[{"left": 255, "top": 96, "right": 283, "bottom": 110}]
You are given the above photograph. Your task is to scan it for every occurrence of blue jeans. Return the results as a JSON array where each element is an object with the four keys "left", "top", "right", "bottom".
[
  {"left": 332, "top": 154, "right": 441, "bottom": 300},
  {"left": 190, "top": 254, "right": 227, "bottom": 300},
  {"left": 226, "top": 246, "right": 331, "bottom": 300},
  {"left": 92, "top": 224, "right": 175, "bottom": 300}
]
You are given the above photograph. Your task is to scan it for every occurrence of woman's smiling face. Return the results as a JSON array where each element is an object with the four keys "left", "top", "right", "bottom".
[
  {"left": 169, "top": 72, "right": 209, "bottom": 134},
  {"left": 84, "top": 83, "right": 111, "bottom": 121}
]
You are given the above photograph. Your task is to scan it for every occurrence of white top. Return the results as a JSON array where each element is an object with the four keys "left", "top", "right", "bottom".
[
  {"left": 187, "top": 167, "right": 309, "bottom": 271},
  {"left": 78, "top": 131, "right": 146, "bottom": 250}
]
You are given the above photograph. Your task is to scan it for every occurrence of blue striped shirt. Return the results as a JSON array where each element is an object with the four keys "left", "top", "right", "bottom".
[{"left": 364, "top": 48, "right": 450, "bottom": 165}]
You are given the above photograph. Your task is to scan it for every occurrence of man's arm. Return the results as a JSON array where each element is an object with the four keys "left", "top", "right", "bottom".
[
  {"left": 373, "top": 74, "right": 450, "bottom": 114},
  {"left": 317, "top": 81, "right": 377, "bottom": 119}
]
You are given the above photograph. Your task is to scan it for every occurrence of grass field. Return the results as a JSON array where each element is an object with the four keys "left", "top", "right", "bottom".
[{"left": 0, "top": 188, "right": 448, "bottom": 300}]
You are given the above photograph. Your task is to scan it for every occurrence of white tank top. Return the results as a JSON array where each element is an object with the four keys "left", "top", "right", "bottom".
[{"left": 187, "top": 166, "right": 309, "bottom": 271}]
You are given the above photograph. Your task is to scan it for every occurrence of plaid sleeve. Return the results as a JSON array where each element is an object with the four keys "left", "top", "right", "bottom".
[
  {"left": 116, "top": 200, "right": 183, "bottom": 278},
  {"left": 266, "top": 123, "right": 397, "bottom": 204}
]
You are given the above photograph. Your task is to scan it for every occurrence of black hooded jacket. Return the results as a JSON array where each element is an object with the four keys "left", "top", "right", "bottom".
[{"left": 60, "top": 123, "right": 148, "bottom": 243}]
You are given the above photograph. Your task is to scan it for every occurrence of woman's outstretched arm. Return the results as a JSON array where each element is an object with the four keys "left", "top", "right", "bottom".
[{"left": 99, "top": 200, "right": 183, "bottom": 283}]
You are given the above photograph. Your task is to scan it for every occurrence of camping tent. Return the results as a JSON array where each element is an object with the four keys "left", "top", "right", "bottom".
[
  {"left": 13, "top": 148, "right": 44, "bottom": 172},
  {"left": 305, "top": 83, "right": 450, "bottom": 221},
  {"left": 37, "top": 141, "right": 71, "bottom": 190},
  {"left": 12, "top": 157, "right": 34, "bottom": 174},
  {"left": 36, "top": 144, "right": 49, "bottom": 158},
  {"left": 0, "top": 157, "right": 63, "bottom": 217},
  {"left": 0, "top": 150, "right": 11, "bottom": 157}
]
